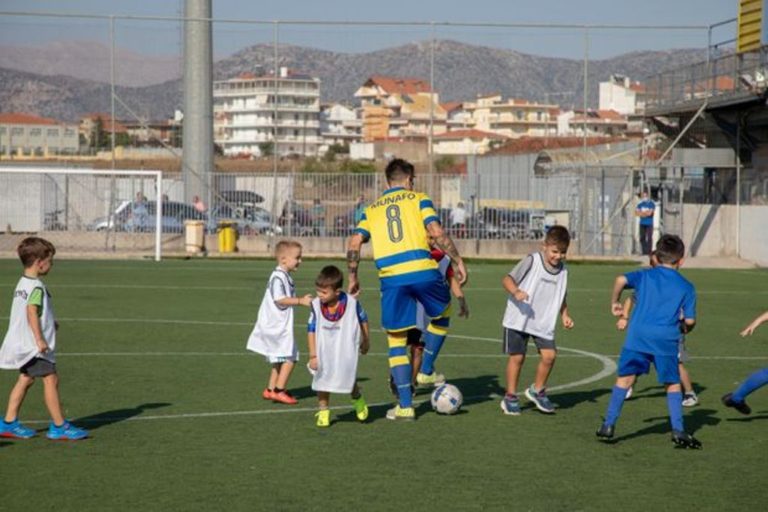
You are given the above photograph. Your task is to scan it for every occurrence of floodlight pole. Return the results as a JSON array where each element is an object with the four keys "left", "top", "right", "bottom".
[
  {"left": 736, "top": 113, "right": 741, "bottom": 258},
  {"left": 270, "top": 20, "right": 280, "bottom": 246},
  {"left": 580, "top": 27, "right": 589, "bottom": 252}
]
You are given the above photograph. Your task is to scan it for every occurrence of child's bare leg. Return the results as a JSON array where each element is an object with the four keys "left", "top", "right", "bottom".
[
  {"left": 4, "top": 374, "right": 34, "bottom": 422},
  {"left": 267, "top": 363, "right": 280, "bottom": 390},
  {"left": 318, "top": 391, "right": 330, "bottom": 409},
  {"left": 411, "top": 346, "right": 424, "bottom": 384},
  {"left": 679, "top": 364, "right": 694, "bottom": 394},
  {"left": 41, "top": 373, "right": 65, "bottom": 425},
  {"left": 350, "top": 382, "right": 362, "bottom": 399},
  {"left": 275, "top": 361, "right": 295, "bottom": 389},
  {"left": 505, "top": 354, "right": 525, "bottom": 395},
  {"left": 533, "top": 348, "right": 556, "bottom": 391}
]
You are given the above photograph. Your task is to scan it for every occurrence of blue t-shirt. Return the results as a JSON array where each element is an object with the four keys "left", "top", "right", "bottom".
[
  {"left": 623, "top": 266, "right": 696, "bottom": 356},
  {"left": 636, "top": 199, "right": 655, "bottom": 227}
]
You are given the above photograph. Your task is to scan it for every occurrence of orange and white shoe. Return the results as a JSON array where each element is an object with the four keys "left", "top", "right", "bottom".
[
  {"left": 272, "top": 390, "right": 298, "bottom": 405},
  {"left": 262, "top": 388, "right": 276, "bottom": 401}
]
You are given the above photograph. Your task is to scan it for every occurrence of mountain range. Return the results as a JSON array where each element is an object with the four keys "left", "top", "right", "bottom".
[{"left": 0, "top": 39, "right": 707, "bottom": 122}]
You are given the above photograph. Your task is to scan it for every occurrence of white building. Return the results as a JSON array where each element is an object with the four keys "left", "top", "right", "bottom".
[
  {"left": 557, "top": 109, "right": 628, "bottom": 137},
  {"left": 0, "top": 113, "right": 79, "bottom": 157},
  {"left": 462, "top": 94, "right": 558, "bottom": 139},
  {"left": 432, "top": 129, "right": 507, "bottom": 155},
  {"left": 213, "top": 68, "right": 321, "bottom": 157},
  {"left": 319, "top": 103, "right": 362, "bottom": 151},
  {"left": 599, "top": 74, "right": 646, "bottom": 115}
]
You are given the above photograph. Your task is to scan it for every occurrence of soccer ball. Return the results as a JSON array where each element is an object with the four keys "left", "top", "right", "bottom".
[{"left": 431, "top": 383, "right": 463, "bottom": 415}]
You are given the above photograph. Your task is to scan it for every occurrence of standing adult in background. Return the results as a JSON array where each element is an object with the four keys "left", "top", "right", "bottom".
[
  {"left": 347, "top": 158, "right": 467, "bottom": 421},
  {"left": 192, "top": 195, "right": 207, "bottom": 215},
  {"left": 450, "top": 201, "right": 468, "bottom": 239},
  {"left": 132, "top": 192, "right": 149, "bottom": 232},
  {"left": 635, "top": 190, "right": 655, "bottom": 256}
]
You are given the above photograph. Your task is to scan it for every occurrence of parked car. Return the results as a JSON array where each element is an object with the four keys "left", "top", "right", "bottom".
[
  {"left": 209, "top": 203, "right": 282, "bottom": 235},
  {"left": 330, "top": 208, "right": 356, "bottom": 237},
  {"left": 88, "top": 200, "right": 206, "bottom": 233},
  {"left": 278, "top": 200, "right": 314, "bottom": 236},
  {"left": 478, "top": 208, "right": 546, "bottom": 240},
  {"left": 218, "top": 190, "right": 264, "bottom": 206}
]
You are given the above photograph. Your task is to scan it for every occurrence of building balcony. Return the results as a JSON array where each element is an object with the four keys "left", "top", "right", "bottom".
[{"left": 213, "top": 87, "right": 319, "bottom": 97}]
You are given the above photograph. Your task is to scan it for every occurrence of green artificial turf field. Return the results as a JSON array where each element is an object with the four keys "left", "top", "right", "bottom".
[{"left": 0, "top": 258, "right": 765, "bottom": 511}]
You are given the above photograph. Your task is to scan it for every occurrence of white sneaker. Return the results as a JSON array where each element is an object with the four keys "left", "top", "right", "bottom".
[{"left": 682, "top": 393, "right": 699, "bottom": 407}]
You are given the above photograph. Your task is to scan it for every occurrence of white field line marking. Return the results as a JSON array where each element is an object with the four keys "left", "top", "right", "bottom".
[
  {"left": 5, "top": 315, "right": 764, "bottom": 361},
  {"left": 17, "top": 321, "right": 616, "bottom": 424},
  {"left": 1, "top": 282, "right": 763, "bottom": 295},
  {"left": 53, "top": 352, "right": 768, "bottom": 361}
]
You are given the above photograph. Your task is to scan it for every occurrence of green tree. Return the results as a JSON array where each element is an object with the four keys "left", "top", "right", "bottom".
[
  {"left": 434, "top": 155, "right": 457, "bottom": 173},
  {"left": 258, "top": 142, "right": 274, "bottom": 157},
  {"left": 323, "top": 143, "right": 349, "bottom": 162}
]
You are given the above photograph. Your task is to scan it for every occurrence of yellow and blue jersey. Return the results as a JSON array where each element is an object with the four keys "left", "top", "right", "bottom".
[{"left": 355, "top": 187, "right": 441, "bottom": 286}]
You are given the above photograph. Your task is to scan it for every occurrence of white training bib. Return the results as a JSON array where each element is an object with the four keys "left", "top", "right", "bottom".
[
  {"left": 311, "top": 295, "right": 362, "bottom": 394},
  {"left": 0, "top": 276, "right": 57, "bottom": 369},
  {"left": 246, "top": 268, "right": 298, "bottom": 359},
  {"left": 502, "top": 252, "right": 568, "bottom": 340}
]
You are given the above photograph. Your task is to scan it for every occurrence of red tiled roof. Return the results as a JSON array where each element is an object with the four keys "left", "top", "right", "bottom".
[
  {"left": 440, "top": 101, "right": 463, "bottom": 113},
  {"left": 489, "top": 136, "right": 626, "bottom": 156},
  {"left": 629, "top": 82, "right": 646, "bottom": 93},
  {"left": 0, "top": 112, "right": 61, "bottom": 125},
  {"left": 435, "top": 129, "right": 507, "bottom": 140},
  {"left": 570, "top": 109, "right": 627, "bottom": 123},
  {"left": 366, "top": 76, "right": 432, "bottom": 94},
  {"left": 81, "top": 113, "right": 129, "bottom": 133}
]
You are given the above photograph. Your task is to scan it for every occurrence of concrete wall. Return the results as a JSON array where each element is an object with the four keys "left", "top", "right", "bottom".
[{"left": 682, "top": 204, "right": 768, "bottom": 266}]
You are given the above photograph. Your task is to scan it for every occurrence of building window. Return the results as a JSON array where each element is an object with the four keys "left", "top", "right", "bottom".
[
  {"left": 11, "top": 127, "right": 24, "bottom": 136},
  {"left": 30, "top": 128, "right": 42, "bottom": 137},
  {"left": 64, "top": 129, "right": 75, "bottom": 137},
  {"left": 47, "top": 128, "right": 60, "bottom": 137},
  {"left": 0, "top": 127, "right": 5, "bottom": 135},
  {"left": 515, "top": 111, "right": 524, "bottom": 121}
]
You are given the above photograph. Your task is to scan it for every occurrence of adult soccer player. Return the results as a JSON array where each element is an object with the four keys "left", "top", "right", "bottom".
[{"left": 347, "top": 158, "right": 467, "bottom": 421}]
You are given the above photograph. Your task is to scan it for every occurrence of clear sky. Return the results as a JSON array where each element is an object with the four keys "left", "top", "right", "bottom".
[{"left": 0, "top": 0, "right": 738, "bottom": 60}]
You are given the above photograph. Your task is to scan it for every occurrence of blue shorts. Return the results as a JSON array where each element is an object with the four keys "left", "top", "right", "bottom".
[
  {"left": 618, "top": 348, "right": 680, "bottom": 384},
  {"left": 380, "top": 277, "right": 450, "bottom": 332}
]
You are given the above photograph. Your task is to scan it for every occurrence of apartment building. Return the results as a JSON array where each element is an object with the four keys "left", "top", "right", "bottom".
[
  {"left": 463, "top": 94, "right": 559, "bottom": 138},
  {"left": 557, "top": 109, "right": 629, "bottom": 137},
  {"left": 0, "top": 113, "right": 79, "bottom": 157},
  {"left": 432, "top": 129, "right": 507, "bottom": 155},
  {"left": 354, "top": 76, "right": 447, "bottom": 141},
  {"left": 319, "top": 103, "right": 362, "bottom": 149},
  {"left": 599, "top": 74, "right": 646, "bottom": 115},
  {"left": 213, "top": 68, "right": 321, "bottom": 157}
]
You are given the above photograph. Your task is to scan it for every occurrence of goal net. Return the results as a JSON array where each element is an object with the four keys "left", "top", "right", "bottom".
[{"left": 0, "top": 167, "right": 167, "bottom": 261}]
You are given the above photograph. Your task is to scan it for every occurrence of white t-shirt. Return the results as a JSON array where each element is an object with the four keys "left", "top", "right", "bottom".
[
  {"left": 309, "top": 294, "right": 364, "bottom": 394},
  {"left": 246, "top": 267, "right": 298, "bottom": 359},
  {"left": 450, "top": 206, "right": 467, "bottom": 225},
  {"left": 0, "top": 276, "right": 57, "bottom": 369},
  {"left": 502, "top": 252, "right": 568, "bottom": 340}
]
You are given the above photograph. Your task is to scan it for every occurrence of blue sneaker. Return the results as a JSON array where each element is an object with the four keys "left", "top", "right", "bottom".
[
  {"left": 525, "top": 385, "right": 556, "bottom": 414},
  {"left": 46, "top": 421, "right": 88, "bottom": 441},
  {"left": 500, "top": 394, "right": 521, "bottom": 416},
  {"left": 0, "top": 419, "right": 36, "bottom": 439}
]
